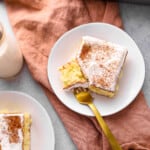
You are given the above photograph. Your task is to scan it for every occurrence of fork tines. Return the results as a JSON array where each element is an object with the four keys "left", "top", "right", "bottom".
[{"left": 74, "top": 87, "right": 88, "bottom": 94}]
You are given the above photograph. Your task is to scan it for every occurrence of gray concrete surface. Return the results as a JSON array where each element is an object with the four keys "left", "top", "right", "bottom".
[
  {"left": 120, "top": 3, "right": 150, "bottom": 105},
  {"left": 0, "top": 2, "right": 150, "bottom": 150}
]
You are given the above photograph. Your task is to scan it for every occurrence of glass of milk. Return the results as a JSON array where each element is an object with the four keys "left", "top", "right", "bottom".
[{"left": 0, "top": 22, "right": 23, "bottom": 78}]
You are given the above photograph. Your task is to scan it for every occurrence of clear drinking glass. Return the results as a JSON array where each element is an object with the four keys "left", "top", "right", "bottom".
[{"left": 0, "top": 22, "right": 23, "bottom": 78}]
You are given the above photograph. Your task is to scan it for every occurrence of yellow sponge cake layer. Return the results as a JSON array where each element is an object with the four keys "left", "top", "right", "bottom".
[
  {"left": 89, "top": 86, "right": 115, "bottom": 97},
  {"left": 23, "top": 113, "right": 32, "bottom": 150}
]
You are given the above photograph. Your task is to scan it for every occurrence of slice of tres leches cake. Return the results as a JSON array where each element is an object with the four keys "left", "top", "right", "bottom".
[
  {"left": 59, "top": 59, "right": 88, "bottom": 91},
  {"left": 0, "top": 112, "right": 31, "bottom": 150},
  {"left": 76, "top": 36, "right": 128, "bottom": 98}
]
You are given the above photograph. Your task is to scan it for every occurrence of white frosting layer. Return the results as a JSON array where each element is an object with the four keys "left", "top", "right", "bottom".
[
  {"left": 77, "top": 36, "right": 128, "bottom": 92},
  {"left": 64, "top": 82, "right": 88, "bottom": 91},
  {"left": 0, "top": 114, "right": 24, "bottom": 150}
]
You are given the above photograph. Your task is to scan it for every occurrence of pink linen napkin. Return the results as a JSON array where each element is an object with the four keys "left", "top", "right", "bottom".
[{"left": 5, "top": 0, "right": 150, "bottom": 149}]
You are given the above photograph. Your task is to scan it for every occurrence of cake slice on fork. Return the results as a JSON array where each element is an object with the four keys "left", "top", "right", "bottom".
[{"left": 59, "top": 59, "right": 88, "bottom": 91}]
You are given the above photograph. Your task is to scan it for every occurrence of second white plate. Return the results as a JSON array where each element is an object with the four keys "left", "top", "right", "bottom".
[
  {"left": 0, "top": 91, "right": 55, "bottom": 150},
  {"left": 48, "top": 23, "right": 145, "bottom": 116}
]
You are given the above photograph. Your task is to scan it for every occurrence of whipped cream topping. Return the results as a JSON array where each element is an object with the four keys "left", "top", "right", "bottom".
[
  {"left": 77, "top": 36, "right": 128, "bottom": 92},
  {"left": 64, "top": 82, "right": 88, "bottom": 91},
  {"left": 0, "top": 114, "right": 24, "bottom": 150}
]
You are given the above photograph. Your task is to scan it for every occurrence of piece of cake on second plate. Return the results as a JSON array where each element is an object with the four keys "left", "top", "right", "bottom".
[
  {"left": 76, "top": 36, "right": 128, "bottom": 97},
  {"left": 0, "top": 113, "right": 31, "bottom": 150}
]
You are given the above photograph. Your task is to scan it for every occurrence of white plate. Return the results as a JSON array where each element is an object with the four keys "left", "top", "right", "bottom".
[
  {"left": 0, "top": 91, "right": 55, "bottom": 150},
  {"left": 47, "top": 23, "right": 145, "bottom": 116}
]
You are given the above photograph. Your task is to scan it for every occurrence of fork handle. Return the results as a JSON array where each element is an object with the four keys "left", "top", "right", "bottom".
[{"left": 88, "top": 103, "right": 122, "bottom": 150}]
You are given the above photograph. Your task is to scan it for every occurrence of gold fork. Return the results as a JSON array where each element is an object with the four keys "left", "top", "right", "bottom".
[{"left": 73, "top": 87, "right": 122, "bottom": 150}]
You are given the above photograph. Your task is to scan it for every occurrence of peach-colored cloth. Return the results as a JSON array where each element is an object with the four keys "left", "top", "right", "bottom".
[{"left": 5, "top": 0, "right": 150, "bottom": 149}]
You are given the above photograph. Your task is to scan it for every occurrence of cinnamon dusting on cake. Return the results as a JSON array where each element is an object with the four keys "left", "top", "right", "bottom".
[
  {"left": 4, "top": 116, "right": 22, "bottom": 143},
  {"left": 79, "top": 44, "right": 91, "bottom": 60}
]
